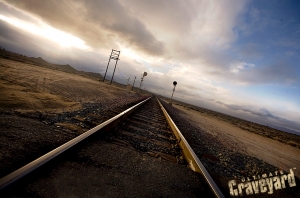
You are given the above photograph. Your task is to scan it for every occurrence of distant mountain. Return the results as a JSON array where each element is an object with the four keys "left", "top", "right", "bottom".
[{"left": 0, "top": 49, "right": 103, "bottom": 80}]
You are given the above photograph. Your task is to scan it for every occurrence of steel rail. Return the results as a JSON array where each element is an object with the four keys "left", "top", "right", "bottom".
[
  {"left": 0, "top": 96, "right": 152, "bottom": 190},
  {"left": 156, "top": 97, "right": 225, "bottom": 198}
]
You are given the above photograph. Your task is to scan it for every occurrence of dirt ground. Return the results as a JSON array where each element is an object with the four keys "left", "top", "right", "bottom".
[
  {"left": 172, "top": 103, "right": 300, "bottom": 179},
  {"left": 0, "top": 57, "right": 137, "bottom": 113},
  {"left": 0, "top": 57, "right": 149, "bottom": 177},
  {"left": 1, "top": 56, "right": 300, "bottom": 197}
]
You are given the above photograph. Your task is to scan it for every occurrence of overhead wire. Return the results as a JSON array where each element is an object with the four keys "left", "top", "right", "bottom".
[{"left": 117, "top": 65, "right": 129, "bottom": 79}]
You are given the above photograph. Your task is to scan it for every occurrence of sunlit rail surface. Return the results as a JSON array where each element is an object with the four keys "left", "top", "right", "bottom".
[{"left": 0, "top": 96, "right": 224, "bottom": 197}]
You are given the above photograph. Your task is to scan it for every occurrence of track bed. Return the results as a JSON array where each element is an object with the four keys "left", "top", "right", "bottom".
[{"left": 1, "top": 97, "right": 215, "bottom": 197}]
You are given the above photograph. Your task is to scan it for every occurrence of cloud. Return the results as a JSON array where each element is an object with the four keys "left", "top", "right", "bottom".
[
  {"left": 2, "top": 0, "right": 299, "bottom": 88},
  {"left": 0, "top": 18, "right": 108, "bottom": 72},
  {"left": 3, "top": 0, "right": 164, "bottom": 56},
  {"left": 0, "top": 19, "right": 58, "bottom": 57},
  {"left": 215, "top": 100, "right": 300, "bottom": 133},
  {"left": 81, "top": 0, "right": 165, "bottom": 55},
  {"left": 230, "top": 61, "right": 255, "bottom": 74},
  {"left": 236, "top": 61, "right": 299, "bottom": 85},
  {"left": 1, "top": 0, "right": 249, "bottom": 74},
  {"left": 1, "top": 0, "right": 299, "bottom": 133}
]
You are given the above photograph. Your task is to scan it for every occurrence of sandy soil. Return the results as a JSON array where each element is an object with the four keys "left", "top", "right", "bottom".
[
  {"left": 1, "top": 56, "right": 214, "bottom": 197},
  {"left": 1, "top": 55, "right": 299, "bottom": 197},
  {"left": 0, "top": 57, "right": 150, "bottom": 178},
  {"left": 172, "top": 103, "right": 300, "bottom": 178},
  {"left": 0, "top": 58, "right": 139, "bottom": 113}
]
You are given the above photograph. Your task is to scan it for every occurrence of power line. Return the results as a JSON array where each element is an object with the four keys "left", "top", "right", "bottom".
[{"left": 117, "top": 66, "right": 128, "bottom": 79}]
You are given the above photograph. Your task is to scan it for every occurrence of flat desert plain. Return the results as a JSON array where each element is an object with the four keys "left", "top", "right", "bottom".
[
  {"left": 170, "top": 101, "right": 300, "bottom": 178},
  {"left": 0, "top": 56, "right": 149, "bottom": 178},
  {"left": 1, "top": 53, "right": 300, "bottom": 197},
  {"left": 0, "top": 57, "right": 137, "bottom": 112}
]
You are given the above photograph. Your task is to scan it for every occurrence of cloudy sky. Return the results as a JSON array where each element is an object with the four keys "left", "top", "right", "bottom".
[{"left": 0, "top": 0, "right": 299, "bottom": 134}]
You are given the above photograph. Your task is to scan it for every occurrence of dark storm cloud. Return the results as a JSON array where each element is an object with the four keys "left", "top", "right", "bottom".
[
  {"left": 0, "top": 18, "right": 107, "bottom": 72},
  {"left": 80, "top": 0, "right": 164, "bottom": 55},
  {"left": 0, "top": 20, "right": 47, "bottom": 57},
  {"left": 1, "top": 0, "right": 299, "bottom": 133},
  {"left": 0, "top": 2, "right": 36, "bottom": 22},
  {"left": 3, "top": 0, "right": 164, "bottom": 55},
  {"left": 0, "top": 20, "right": 20, "bottom": 42},
  {"left": 119, "top": 0, "right": 197, "bottom": 34}
]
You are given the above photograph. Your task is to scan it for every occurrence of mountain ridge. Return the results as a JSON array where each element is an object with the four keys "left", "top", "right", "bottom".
[{"left": 0, "top": 49, "right": 103, "bottom": 80}]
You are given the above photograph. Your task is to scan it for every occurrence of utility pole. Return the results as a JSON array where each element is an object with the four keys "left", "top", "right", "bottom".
[
  {"left": 139, "top": 72, "right": 147, "bottom": 93},
  {"left": 102, "top": 49, "right": 120, "bottom": 84},
  {"left": 170, "top": 81, "right": 177, "bottom": 104},
  {"left": 109, "top": 50, "right": 120, "bottom": 85},
  {"left": 103, "top": 49, "right": 112, "bottom": 82},
  {"left": 131, "top": 76, "right": 136, "bottom": 91},
  {"left": 126, "top": 78, "right": 130, "bottom": 85}
]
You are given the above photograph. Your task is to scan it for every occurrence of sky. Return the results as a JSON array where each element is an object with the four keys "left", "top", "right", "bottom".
[{"left": 0, "top": 0, "right": 299, "bottom": 134}]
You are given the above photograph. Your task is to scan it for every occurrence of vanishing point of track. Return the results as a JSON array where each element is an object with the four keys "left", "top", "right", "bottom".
[{"left": 0, "top": 96, "right": 225, "bottom": 197}]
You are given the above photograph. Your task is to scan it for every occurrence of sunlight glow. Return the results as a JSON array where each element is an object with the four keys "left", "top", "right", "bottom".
[
  {"left": 0, "top": 14, "right": 90, "bottom": 50},
  {"left": 119, "top": 45, "right": 142, "bottom": 61}
]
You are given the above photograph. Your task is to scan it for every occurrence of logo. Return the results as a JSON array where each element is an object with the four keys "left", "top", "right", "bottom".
[{"left": 228, "top": 168, "right": 297, "bottom": 196}]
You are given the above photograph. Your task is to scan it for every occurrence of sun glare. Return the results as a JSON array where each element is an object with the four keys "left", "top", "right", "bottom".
[
  {"left": 0, "top": 14, "right": 90, "bottom": 50},
  {"left": 119, "top": 46, "right": 142, "bottom": 61}
]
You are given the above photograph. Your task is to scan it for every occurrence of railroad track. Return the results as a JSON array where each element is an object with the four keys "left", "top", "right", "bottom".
[{"left": 0, "top": 96, "right": 225, "bottom": 197}]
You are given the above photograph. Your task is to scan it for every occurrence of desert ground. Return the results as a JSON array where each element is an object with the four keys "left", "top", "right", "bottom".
[
  {"left": 0, "top": 52, "right": 149, "bottom": 178},
  {"left": 0, "top": 57, "right": 138, "bottom": 112},
  {"left": 169, "top": 102, "right": 300, "bottom": 179},
  {"left": 1, "top": 50, "right": 300, "bottom": 197}
]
